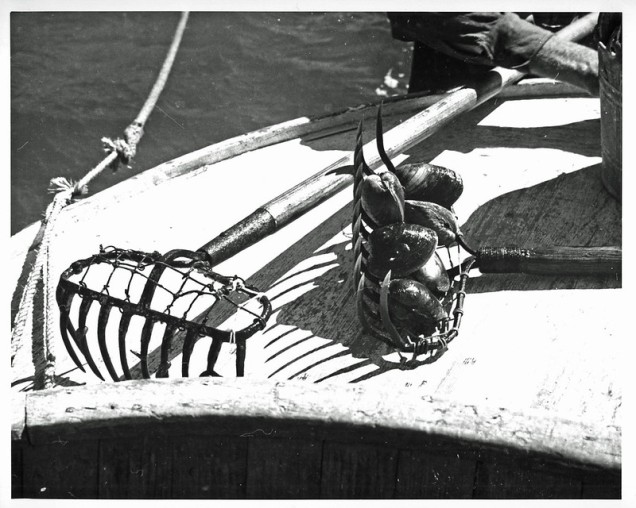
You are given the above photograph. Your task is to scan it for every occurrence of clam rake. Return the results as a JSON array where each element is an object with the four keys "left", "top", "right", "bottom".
[
  {"left": 57, "top": 246, "right": 272, "bottom": 381},
  {"left": 353, "top": 109, "right": 621, "bottom": 361}
]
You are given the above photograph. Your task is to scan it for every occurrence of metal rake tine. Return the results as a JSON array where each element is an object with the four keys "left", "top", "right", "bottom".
[
  {"left": 118, "top": 311, "right": 134, "bottom": 380},
  {"left": 56, "top": 283, "right": 86, "bottom": 372},
  {"left": 139, "top": 317, "right": 155, "bottom": 379},
  {"left": 376, "top": 101, "right": 397, "bottom": 173},
  {"left": 236, "top": 339, "right": 246, "bottom": 377},
  {"left": 77, "top": 297, "right": 105, "bottom": 381},
  {"left": 97, "top": 302, "right": 120, "bottom": 382},
  {"left": 202, "top": 337, "right": 223, "bottom": 377},
  {"left": 156, "top": 323, "right": 177, "bottom": 378},
  {"left": 360, "top": 209, "right": 379, "bottom": 232},
  {"left": 354, "top": 119, "right": 373, "bottom": 177},
  {"left": 181, "top": 328, "right": 199, "bottom": 377},
  {"left": 355, "top": 276, "right": 393, "bottom": 343}
]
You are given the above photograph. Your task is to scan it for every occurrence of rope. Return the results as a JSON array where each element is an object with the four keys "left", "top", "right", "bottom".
[{"left": 11, "top": 12, "right": 190, "bottom": 389}]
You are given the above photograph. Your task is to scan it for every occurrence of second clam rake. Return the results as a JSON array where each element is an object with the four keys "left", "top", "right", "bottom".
[{"left": 353, "top": 111, "right": 621, "bottom": 361}]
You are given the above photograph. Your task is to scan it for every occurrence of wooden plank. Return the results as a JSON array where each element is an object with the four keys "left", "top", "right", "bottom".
[
  {"left": 21, "top": 378, "right": 620, "bottom": 471},
  {"left": 98, "top": 435, "right": 172, "bottom": 498},
  {"left": 171, "top": 435, "right": 247, "bottom": 498},
  {"left": 245, "top": 438, "right": 322, "bottom": 498},
  {"left": 472, "top": 459, "right": 583, "bottom": 499},
  {"left": 395, "top": 448, "right": 477, "bottom": 499},
  {"left": 22, "top": 440, "right": 99, "bottom": 498},
  {"left": 320, "top": 441, "right": 398, "bottom": 498}
]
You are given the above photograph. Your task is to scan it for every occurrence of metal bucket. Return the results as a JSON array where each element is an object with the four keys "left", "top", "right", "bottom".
[{"left": 598, "top": 18, "right": 622, "bottom": 201}]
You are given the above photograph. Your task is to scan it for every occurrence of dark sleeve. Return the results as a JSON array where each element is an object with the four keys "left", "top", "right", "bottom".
[{"left": 388, "top": 12, "right": 555, "bottom": 69}]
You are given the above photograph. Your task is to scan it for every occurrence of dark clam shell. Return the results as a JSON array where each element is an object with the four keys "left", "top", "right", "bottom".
[
  {"left": 388, "top": 278, "right": 448, "bottom": 333},
  {"left": 394, "top": 162, "right": 463, "bottom": 209},
  {"left": 404, "top": 200, "right": 461, "bottom": 247},
  {"left": 367, "top": 223, "right": 437, "bottom": 278},
  {"left": 360, "top": 171, "right": 405, "bottom": 227},
  {"left": 409, "top": 251, "right": 450, "bottom": 297}
]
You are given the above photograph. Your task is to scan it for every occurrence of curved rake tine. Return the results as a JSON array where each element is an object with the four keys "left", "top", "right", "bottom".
[
  {"left": 136, "top": 255, "right": 172, "bottom": 310},
  {"left": 118, "top": 311, "right": 134, "bottom": 380},
  {"left": 353, "top": 252, "right": 364, "bottom": 289},
  {"left": 181, "top": 328, "right": 199, "bottom": 377},
  {"left": 355, "top": 276, "right": 393, "bottom": 344},
  {"left": 139, "top": 317, "right": 155, "bottom": 379},
  {"left": 354, "top": 120, "right": 373, "bottom": 177},
  {"left": 201, "top": 337, "right": 223, "bottom": 377},
  {"left": 353, "top": 118, "right": 374, "bottom": 290},
  {"left": 236, "top": 338, "right": 247, "bottom": 377},
  {"left": 376, "top": 102, "right": 397, "bottom": 173},
  {"left": 97, "top": 302, "right": 119, "bottom": 382},
  {"left": 156, "top": 323, "right": 177, "bottom": 378},
  {"left": 77, "top": 297, "right": 105, "bottom": 381},
  {"left": 56, "top": 283, "right": 86, "bottom": 372},
  {"left": 360, "top": 209, "right": 379, "bottom": 232}
]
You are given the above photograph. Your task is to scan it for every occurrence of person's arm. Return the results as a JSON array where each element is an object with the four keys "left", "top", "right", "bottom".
[
  {"left": 492, "top": 13, "right": 599, "bottom": 95},
  {"left": 528, "top": 37, "right": 599, "bottom": 95},
  {"left": 388, "top": 12, "right": 599, "bottom": 95}
]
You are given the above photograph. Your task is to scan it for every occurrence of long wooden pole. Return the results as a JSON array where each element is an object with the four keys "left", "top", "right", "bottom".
[{"left": 198, "top": 13, "right": 598, "bottom": 266}]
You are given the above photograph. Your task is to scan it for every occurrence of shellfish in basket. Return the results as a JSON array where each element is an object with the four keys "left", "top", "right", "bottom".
[
  {"left": 352, "top": 108, "right": 471, "bottom": 360},
  {"left": 352, "top": 105, "right": 621, "bottom": 362}
]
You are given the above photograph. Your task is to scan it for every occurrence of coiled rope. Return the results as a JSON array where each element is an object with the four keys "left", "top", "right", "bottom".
[{"left": 11, "top": 12, "right": 190, "bottom": 390}]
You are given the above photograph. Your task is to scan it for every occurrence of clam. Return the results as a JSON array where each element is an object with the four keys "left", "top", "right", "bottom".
[
  {"left": 394, "top": 162, "right": 463, "bottom": 209},
  {"left": 367, "top": 223, "right": 437, "bottom": 278},
  {"left": 386, "top": 278, "right": 448, "bottom": 334},
  {"left": 360, "top": 171, "right": 405, "bottom": 227},
  {"left": 404, "top": 200, "right": 462, "bottom": 247},
  {"left": 409, "top": 251, "right": 451, "bottom": 297}
]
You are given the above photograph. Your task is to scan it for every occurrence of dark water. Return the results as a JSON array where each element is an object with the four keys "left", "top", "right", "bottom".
[{"left": 10, "top": 12, "right": 412, "bottom": 234}]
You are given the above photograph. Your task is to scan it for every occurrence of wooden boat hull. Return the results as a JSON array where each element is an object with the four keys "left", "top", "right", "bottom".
[
  {"left": 12, "top": 378, "right": 619, "bottom": 499},
  {"left": 11, "top": 81, "right": 622, "bottom": 499}
]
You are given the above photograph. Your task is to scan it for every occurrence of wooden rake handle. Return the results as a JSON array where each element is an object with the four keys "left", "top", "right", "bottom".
[
  {"left": 199, "top": 13, "right": 599, "bottom": 267},
  {"left": 475, "top": 246, "right": 621, "bottom": 275}
]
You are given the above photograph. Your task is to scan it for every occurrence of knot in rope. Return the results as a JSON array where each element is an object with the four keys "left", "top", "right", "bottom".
[
  {"left": 125, "top": 121, "right": 144, "bottom": 150},
  {"left": 102, "top": 121, "right": 145, "bottom": 170},
  {"left": 102, "top": 136, "right": 135, "bottom": 170}
]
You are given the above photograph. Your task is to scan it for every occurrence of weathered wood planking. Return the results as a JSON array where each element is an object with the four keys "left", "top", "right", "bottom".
[
  {"left": 12, "top": 377, "right": 620, "bottom": 498},
  {"left": 14, "top": 377, "right": 620, "bottom": 468},
  {"left": 320, "top": 441, "right": 399, "bottom": 498},
  {"left": 22, "top": 440, "right": 100, "bottom": 498},
  {"left": 98, "top": 436, "right": 173, "bottom": 498},
  {"left": 394, "top": 448, "right": 477, "bottom": 498},
  {"left": 171, "top": 436, "right": 247, "bottom": 499},
  {"left": 246, "top": 437, "right": 322, "bottom": 498}
]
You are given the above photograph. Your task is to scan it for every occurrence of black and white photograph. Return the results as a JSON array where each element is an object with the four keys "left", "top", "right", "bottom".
[{"left": 5, "top": 1, "right": 630, "bottom": 502}]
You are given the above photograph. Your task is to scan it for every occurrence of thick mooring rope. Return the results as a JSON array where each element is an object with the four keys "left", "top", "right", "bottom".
[{"left": 11, "top": 12, "right": 190, "bottom": 389}]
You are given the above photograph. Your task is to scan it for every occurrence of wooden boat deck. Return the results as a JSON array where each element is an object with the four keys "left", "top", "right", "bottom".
[{"left": 10, "top": 88, "right": 622, "bottom": 498}]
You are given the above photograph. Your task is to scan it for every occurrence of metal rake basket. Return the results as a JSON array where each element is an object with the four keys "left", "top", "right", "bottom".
[
  {"left": 351, "top": 117, "right": 470, "bottom": 361},
  {"left": 57, "top": 245, "right": 271, "bottom": 381},
  {"left": 352, "top": 106, "right": 621, "bottom": 363}
]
